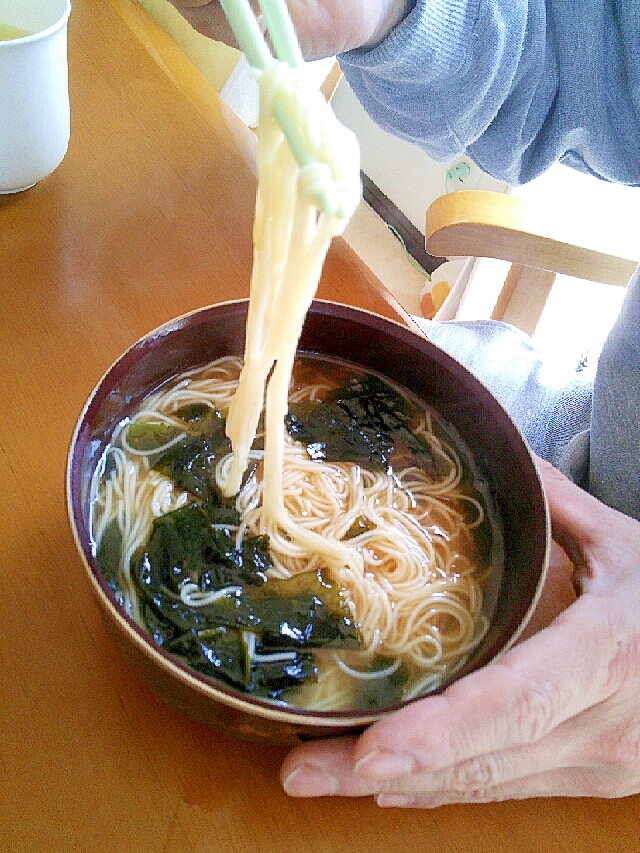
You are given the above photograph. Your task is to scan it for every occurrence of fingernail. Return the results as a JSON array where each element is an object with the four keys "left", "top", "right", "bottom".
[
  {"left": 354, "top": 748, "right": 415, "bottom": 780},
  {"left": 282, "top": 763, "right": 340, "bottom": 797}
]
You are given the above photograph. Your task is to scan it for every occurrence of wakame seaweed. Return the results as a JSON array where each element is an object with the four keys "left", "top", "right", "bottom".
[
  {"left": 166, "top": 626, "right": 249, "bottom": 690},
  {"left": 165, "top": 626, "right": 317, "bottom": 698},
  {"left": 342, "top": 514, "right": 377, "bottom": 540},
  {"left": 135, "top": 545, "right": 358, "bottom": 652},
  {"left": 356, "top": 658, "right": 410, "bottom": 710},
  {"left": 150, "top": 406, "right": 231, "bottom": 502},
  {"left": 250, "top": 650, "right": 317, "bottom": 698},
  {"left": 286, "top": 373, "right": 440, "bottom": 473},
  {"left": 137, "top": 502, "right": 270, "bottom": 595},
  {"left": 134, "top": 572, "right": 356, "bottom": 697},
  {"left": 131, "top": 498, "right": 358, "bottom": 697},
  {"left": 96, "top": 518, "right": 123, "bottom": 597}
]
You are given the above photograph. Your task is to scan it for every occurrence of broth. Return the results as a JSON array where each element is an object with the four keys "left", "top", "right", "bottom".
[{"left": 90, "top": 355, "right": 503, "bottom": 711}]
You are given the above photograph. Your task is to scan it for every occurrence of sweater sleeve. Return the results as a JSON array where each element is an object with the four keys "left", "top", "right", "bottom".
[{"left": 338, "top": 0, "right": 640, "bottom": 186}]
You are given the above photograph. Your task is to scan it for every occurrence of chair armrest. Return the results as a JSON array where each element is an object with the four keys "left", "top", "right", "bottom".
[{"left": 425, "top": 190, "right": 637, "bottom": 286}]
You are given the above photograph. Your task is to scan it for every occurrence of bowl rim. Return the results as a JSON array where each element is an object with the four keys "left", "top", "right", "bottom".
[{"left": 66, "top": 298, "right": 549, "bottom": 727}]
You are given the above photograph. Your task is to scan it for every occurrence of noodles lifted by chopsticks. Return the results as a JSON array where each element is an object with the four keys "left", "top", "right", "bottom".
[{"left": 218, "top": 59, "right": 360, "bottom": 508}]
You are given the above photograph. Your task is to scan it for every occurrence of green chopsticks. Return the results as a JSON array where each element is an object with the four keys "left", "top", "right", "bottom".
[
  {"left": 219, "top": 0, "right": 354, "bottom": 218},
  {"left": 220, "top": 0, "right": 303, "bottom": 70},
  {"left": 258, "top": 0, "right": 303, "bottom": 68},
  {"left": 219, "top": 0, "right": 273, "bottom": 72}
]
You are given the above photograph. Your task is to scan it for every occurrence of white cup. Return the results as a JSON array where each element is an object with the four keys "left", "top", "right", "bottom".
[{"left": 0, "top": 0, "right": 71, "bottom": 194}]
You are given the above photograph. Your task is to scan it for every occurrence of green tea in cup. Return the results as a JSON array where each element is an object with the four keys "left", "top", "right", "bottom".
[{"left": 0, "top": 22, "right": 29, "bottom": 40}]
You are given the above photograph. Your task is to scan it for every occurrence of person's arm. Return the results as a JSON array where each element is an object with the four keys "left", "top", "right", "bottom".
[
  {"left": 280, "top": 458, "right": 640, "bottom": 803},
  {"left": 339, "top": 0, "right": 640, "bottom": 185}
]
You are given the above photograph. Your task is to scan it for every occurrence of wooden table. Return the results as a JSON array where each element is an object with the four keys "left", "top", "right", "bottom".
[{"left": 1, "top": 1, "right": 638, "bottom": 850}]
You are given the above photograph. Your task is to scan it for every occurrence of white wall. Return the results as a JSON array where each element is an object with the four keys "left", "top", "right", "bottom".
[{"left": 331, "top": 77, "right": 506, "bottom": 235}]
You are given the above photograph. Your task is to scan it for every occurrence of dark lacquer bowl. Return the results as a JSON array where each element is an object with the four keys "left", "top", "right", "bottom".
[{"left": 66, "top": 300, "right": 549, "bottom": 744}]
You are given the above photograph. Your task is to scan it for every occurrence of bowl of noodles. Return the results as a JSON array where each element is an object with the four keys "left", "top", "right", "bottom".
[{"left": 67, "top": 299, "right": 549, "bottom": 744}]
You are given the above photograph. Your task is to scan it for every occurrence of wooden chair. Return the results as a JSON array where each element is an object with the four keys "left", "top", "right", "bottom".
[{"left": 425, "top": 190, "right": 639, "bottom": 330}]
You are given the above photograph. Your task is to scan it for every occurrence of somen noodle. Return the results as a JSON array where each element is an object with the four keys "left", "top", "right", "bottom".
[{"left": 91, "top": 355, "right": 499, "bottom": 710}]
